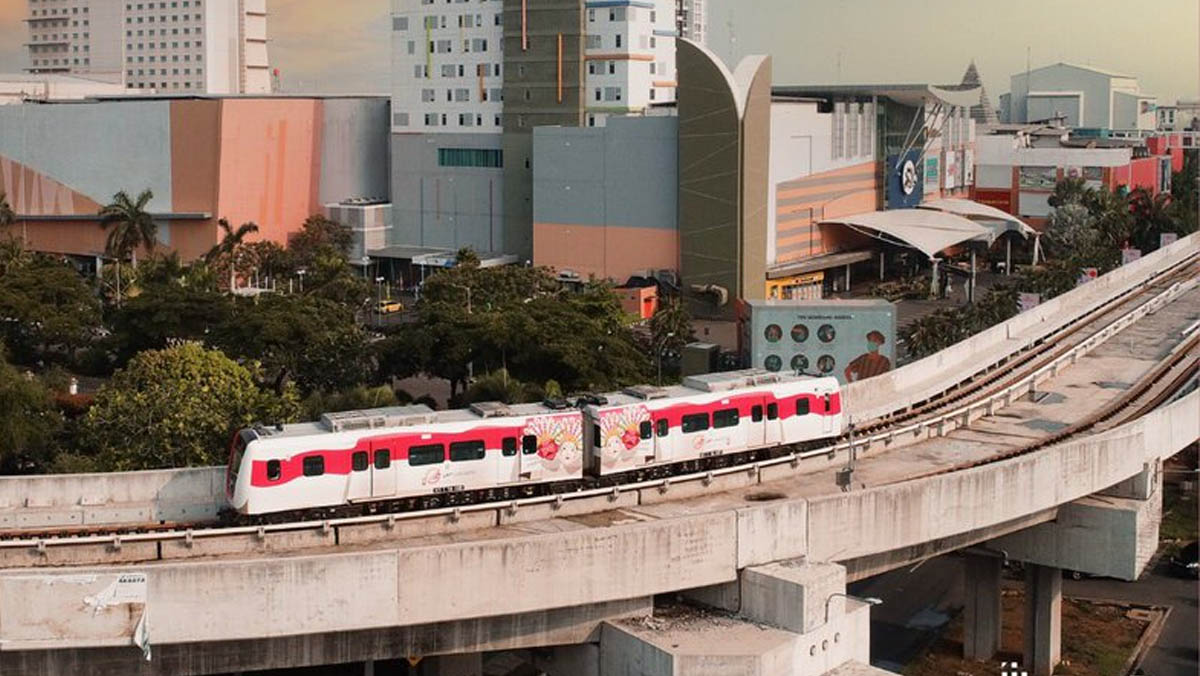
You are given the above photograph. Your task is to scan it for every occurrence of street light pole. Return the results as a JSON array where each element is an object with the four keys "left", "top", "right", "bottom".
[{"left": 656, "top": 331, "right": 675, "bottom": 386}]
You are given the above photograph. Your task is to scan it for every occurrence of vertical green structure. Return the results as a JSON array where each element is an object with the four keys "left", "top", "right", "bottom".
[{"left": 676, "top": 40, "right": 771, "bottom": 319}]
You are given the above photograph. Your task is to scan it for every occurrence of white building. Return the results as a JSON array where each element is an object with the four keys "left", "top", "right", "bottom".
[
  {"left": 1157, "top": 100, "right": 1200, "bottom": 131},
  {"left": 0, "top": 72, "right": 128, "bottom": 104},
  {"left": 998, "top": 62, "right": 1156, "bottom": 131},
  {"left": 676, "top": 0, "right": 705, "bottom": 45},
  {"left": 24, "top": 0, "right": 271, "bottom": 95},
  {"left": 389, "top": 0, "right": 682, "bottom": 134}
]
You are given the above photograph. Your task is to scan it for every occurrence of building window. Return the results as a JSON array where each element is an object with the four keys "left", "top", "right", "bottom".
[{"left": 437, "top": 148, "right": 503, "bottom": 168}]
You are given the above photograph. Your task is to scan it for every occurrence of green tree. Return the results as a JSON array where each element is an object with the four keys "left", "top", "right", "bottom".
[
  {"left": 300, "top": 384, "right": 399, "bottom": 421},
  {"left": 0, "top": 257, "right": 102, "bottom": 364},
  {"left": 79, "top": 343, "right": 297, "bottom": 471},
  {"left": 288, "top": 214, "right": 353, "bottom": 268},
  {"left": 0, "top": 351, "right": 62, "bottom": 473},
  {"left": 110, "top": 283, "right": 233, "bottom": 364},
  {"left": 462, "top": 368, "right": 542, "bottom": 405},
  {"left": 0, "top": 192, "right": 14, "bottom": 228},
  {"left": 98, "top": 189, "right": 158, "bottom": 306},
  {"left": 210, "top": 294, "right": 374, "bottom": 394},
  {"left": 205, "top": 218, "right": 260, "bottom": 291},
  {"left": 1128, "top": 188, "right": 1175, "bottom": 251}
]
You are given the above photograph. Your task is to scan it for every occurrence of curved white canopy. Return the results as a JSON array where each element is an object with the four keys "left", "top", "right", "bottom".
[
  {"left": 919, "top": 198, "right": 1037, "bottom": 238},
  {"left": 819, "top": 209, "right": 992, "bottom": 258}
]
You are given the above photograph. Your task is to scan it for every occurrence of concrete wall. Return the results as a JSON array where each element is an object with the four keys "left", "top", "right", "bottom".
[
  {"left": 532, "top": 116, "right": 678, "bottom": 281},
  {"left": 319, "top": 98, "right": 391, "bottom": 205},
  {"left": 0, "top": 101, "right": 174, "bottom": 213},
  {"left": 391, "top": 132, "right": 505, "bottom": 252}
]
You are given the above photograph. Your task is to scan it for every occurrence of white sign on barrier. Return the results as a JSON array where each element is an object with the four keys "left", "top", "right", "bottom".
[
  {"left": 1160, "top": 233, "right": 1178, "bottom": 248},
  {"left": 1018, "top": 293, "right": 1042, "bottom": 313},
  {"left": 1122, "top": 248, "right": 1143, "bottom": 265}
]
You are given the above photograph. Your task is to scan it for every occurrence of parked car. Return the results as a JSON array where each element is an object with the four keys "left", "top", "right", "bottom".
[
  {"left": 376, "top": 299, "right": 404, "bottom": 315},
  {"left": 1169, "top": 541, "right": 1198, "bottom": 578}
]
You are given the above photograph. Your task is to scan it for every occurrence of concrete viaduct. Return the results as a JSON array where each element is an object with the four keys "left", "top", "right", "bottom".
[{"left": 0, "top": 235, "right": 1197, "bottom": 676}]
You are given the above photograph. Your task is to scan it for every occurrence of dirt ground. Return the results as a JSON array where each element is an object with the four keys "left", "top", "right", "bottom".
[{"left": 904, "top": 590, "right": 1150, "bottom": 676}]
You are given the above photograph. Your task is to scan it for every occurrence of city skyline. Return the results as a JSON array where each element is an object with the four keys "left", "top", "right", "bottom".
[{"left": 1, "top": 0, "right": 1196, "bottom": 103}]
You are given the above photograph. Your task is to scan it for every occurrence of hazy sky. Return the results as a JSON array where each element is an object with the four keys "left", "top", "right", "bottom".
[{"left": 1, "top": 0, "right": 1196, "bottom": 103}]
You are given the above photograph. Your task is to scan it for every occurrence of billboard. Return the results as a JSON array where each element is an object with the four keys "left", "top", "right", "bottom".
[
  {"left": 745, "top": 299, "right": 897, "bottom": 385},
  {"left": 886, "top": 150, "right": 924, "bottom": 208},
  {"left": 1019, "top": 166, "right": 1057, "bottom": 190}
]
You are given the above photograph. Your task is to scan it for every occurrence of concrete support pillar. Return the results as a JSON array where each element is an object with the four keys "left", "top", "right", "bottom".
[
  {"left": 532, "top": 643, "right": 599, "bottom": 676},
  {"left": 962, "top": 554, "right": 1003, "bottom": 661},
  {"left": 1023, "top": 564, "right": 1062, "bottom": 676},
  {"left": 740, "top": 561, "right": 847, "bottom": 635}
]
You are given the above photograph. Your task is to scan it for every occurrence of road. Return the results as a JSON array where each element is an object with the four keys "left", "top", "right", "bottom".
[{"left": 851, "top": 553, "right": 1198, "bottom": 675}]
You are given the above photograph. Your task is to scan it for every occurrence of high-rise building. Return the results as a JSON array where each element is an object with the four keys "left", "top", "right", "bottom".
[
  {"left": 675, "top": 0, "right": 705, "bottom": 45},
  {"left": 389, "top": 0, "right": 684, "bottom": 258},
  {"left": 24, "top": 0, "right": 271, "bottom": 94}
]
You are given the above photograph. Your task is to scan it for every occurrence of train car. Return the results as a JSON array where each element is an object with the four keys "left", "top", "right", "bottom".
[
  {"left": 581, "top": 369, "right": 842, "bottom": 477},
  {"left": 227, "top": 402, "right": 585, "bottom": 515}
]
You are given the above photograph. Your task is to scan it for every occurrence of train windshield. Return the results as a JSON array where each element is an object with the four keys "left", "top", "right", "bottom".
[{"left": 225, "top": 429, "right": 256, "bottom": 498}]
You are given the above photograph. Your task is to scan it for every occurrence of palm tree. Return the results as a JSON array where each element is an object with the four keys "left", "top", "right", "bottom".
[
  {"left": 1128, "top": 188, "right": 1174, "bottom": 251},
  {"left": 0, "top": 192, "right": 14, "bottom": 228},
  {"left": 98, "top": 189, "right": 157, "bottom": 306},
  {"left": 205, "top": 218, "right": 259, "bottom": 291}
]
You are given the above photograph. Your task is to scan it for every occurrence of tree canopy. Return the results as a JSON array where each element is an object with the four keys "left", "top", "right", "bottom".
[
  {"left": 79, "top": 343, "right": 298, "bottom": 471},
  {"left": 0, "top": 351, "right": 62, "bottom": 473},
  {"left": 0, "top": 257, "right": 102, "bottom": 364}
]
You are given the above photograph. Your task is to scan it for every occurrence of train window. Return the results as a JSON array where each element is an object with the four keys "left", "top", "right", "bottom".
[
  {"left": 639, "top": 421, "right": 653, "bottom": 439},
  {"left": 681, "top": 413, "right": 709, "bottom": 434},
  {"left": 522, "top": 435, "right": 538, "bottom": 455},
  {"left": 352, "top": 451, "right": 369, "bottom": 472},
  {"left": 713, "top": 408, "right": 739, "bottom": 428},
  {"left": 266, "top": 459, "right": 281, "bottom": 481},
  {"left": 824, "top": 393, "right": 832, "bottom": 412},
  {"left": 796, "top": 398, "right": 811, "bottom": 416},
  {"left": 450, "top": 440, "right": 486, "bottom": 462},
  {"left": 656, "top": 419, "right": 669, "bottom": 437},
  {"left": 751, "top": 405, "right": 763, "bottom": 422},
  {"left": 302, "top": 455, "right": 325, "bottom": 477},
  {"left": 767, "top": 403, "right": 779, "bottom": 420},
  {"left": 409, "top": 444, "right": 445, "bottom": 466},
  {"left": 593, "top": 424, "right": 602, "bottom": 446},
  {"left": 502, "top": 437, "right": 518, "bottom": 456},
  {"left": 374, "top": 449, "right": 391, "bottom": 469}
]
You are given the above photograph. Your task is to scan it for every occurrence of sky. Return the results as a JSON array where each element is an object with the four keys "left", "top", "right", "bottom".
[{"left": 0, "top": 0, "right": 1196, "bottom": 103}]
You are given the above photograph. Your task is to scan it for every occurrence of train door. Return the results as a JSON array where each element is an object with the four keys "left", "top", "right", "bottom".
[
  {"left": 346, "top": 449, "right": 371, "bottom": 501},
  {"left": 821, "top": 392, "right": 835, "bottom": 436},
  {"left": 370, "top": 442, "right": 397, "bottom": 498},
  {"left": 746, "top": 397, "right": 767, "bottom": 449},
  {"left": 517, "top": 432, "right": 541, "bottom": 481}
]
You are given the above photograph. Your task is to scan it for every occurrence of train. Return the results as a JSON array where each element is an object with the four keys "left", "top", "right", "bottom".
[{"left": 225, "top": 369, "right": 843, "bottom": 517}]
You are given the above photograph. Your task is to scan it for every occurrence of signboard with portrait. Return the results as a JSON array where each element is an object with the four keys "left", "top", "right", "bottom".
[
  {"left": 744, "top": 299, "right": 897, "bottom": 385},
  {"left": 964, "top": 149, "right": 975, "bottom": 186},
  {"left": 925, "top": 156, "right": 940, "bottom": 189},
  {"left": 1019, "top": 166, "right": 1057, "bottom": 190},
  {"left": 1082, "top": 166, "right": 1105, "bottom": 190},
  {"left": 1077, "top": 267, "right": 1099, "bottom": 286}
]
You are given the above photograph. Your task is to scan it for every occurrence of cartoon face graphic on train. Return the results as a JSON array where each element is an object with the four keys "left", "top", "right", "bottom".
[
  {"left": 598, "top": 405, "right": 651, "bottom": 469},
  {"left": 524, "top": 414, "right": 584, "bottom": 474}
]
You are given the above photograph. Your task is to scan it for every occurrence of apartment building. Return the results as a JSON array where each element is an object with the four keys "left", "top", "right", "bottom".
[
  {"left": 675, "top": 0, "right": 704, "bottom": 45},
  {"left": 24, "top": 0, "right": 271, "bottom": 94},
  {"left": 389, "top": 0, "right": 691, "bottom": 258}
]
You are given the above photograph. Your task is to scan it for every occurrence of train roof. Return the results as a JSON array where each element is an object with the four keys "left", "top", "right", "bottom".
[
  {"left": 252, "top": 401, "right": 579, "bottom": 440},
  {"left": 588, "top": 369, "right": 818, "bottom": 408}
]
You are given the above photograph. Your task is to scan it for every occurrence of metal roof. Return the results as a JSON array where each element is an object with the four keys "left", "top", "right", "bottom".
[
  {"left": 819, "top": 209, "right": 991, "bottom": 258},
  {"left": 772, "top": 84, "right": 982, "bottom": 109},
  {"left": 918, "top": 199, "right": 1036, "bottom": 238}
]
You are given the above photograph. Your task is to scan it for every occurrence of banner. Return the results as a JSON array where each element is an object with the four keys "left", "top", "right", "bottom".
[
  {"left": 1018, "top": 292, "right": 1042, "bottom": 313},
  {"left": 1121, "top": 248, "right": 1142, "bottom": 265},
  {"left": 1077, "top": 268, "right": 1099, "bottom": 286}
]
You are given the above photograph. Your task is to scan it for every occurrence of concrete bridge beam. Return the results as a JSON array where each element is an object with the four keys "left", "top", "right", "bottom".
[
  {"left": 1023, "top": 563, "right": 1062, "bottom": 676},
  {"left": 962, "top": 553, "right": 1003, "bottom": 662}
]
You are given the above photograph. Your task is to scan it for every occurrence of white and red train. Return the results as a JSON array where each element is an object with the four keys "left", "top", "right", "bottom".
[{"left": 226, "top": 369, "right": 843, "bottom": 516}]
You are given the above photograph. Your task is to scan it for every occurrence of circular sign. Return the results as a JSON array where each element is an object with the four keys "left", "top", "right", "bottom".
[
  {"left": 901, "top": 159, "right": 918, "bottom": 196},
  {"left": 764, "top": 324, "right": 783, "bottom": 343},
  {"left": 817, "top": 355, "right": 836, "bottom": 373},
  {"left": 791, "top": 354, "right": 809, "bottom": 372},
  {"left": 764, "top": 355, "right": 783, "bottom": 372},
  {"left": 818, "top": 324, "right": 837, "bottom": 343},
  {"left": 791, "top": 324, "right": 809, "bottom": 343}
]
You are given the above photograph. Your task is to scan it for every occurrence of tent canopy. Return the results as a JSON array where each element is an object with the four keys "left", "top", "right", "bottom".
[
  {"left": 919, "top": 198, "right": 1037, "bottom": 238},
  {"left": 818, "top": 208, "right": 991, "bottom": 258}
]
